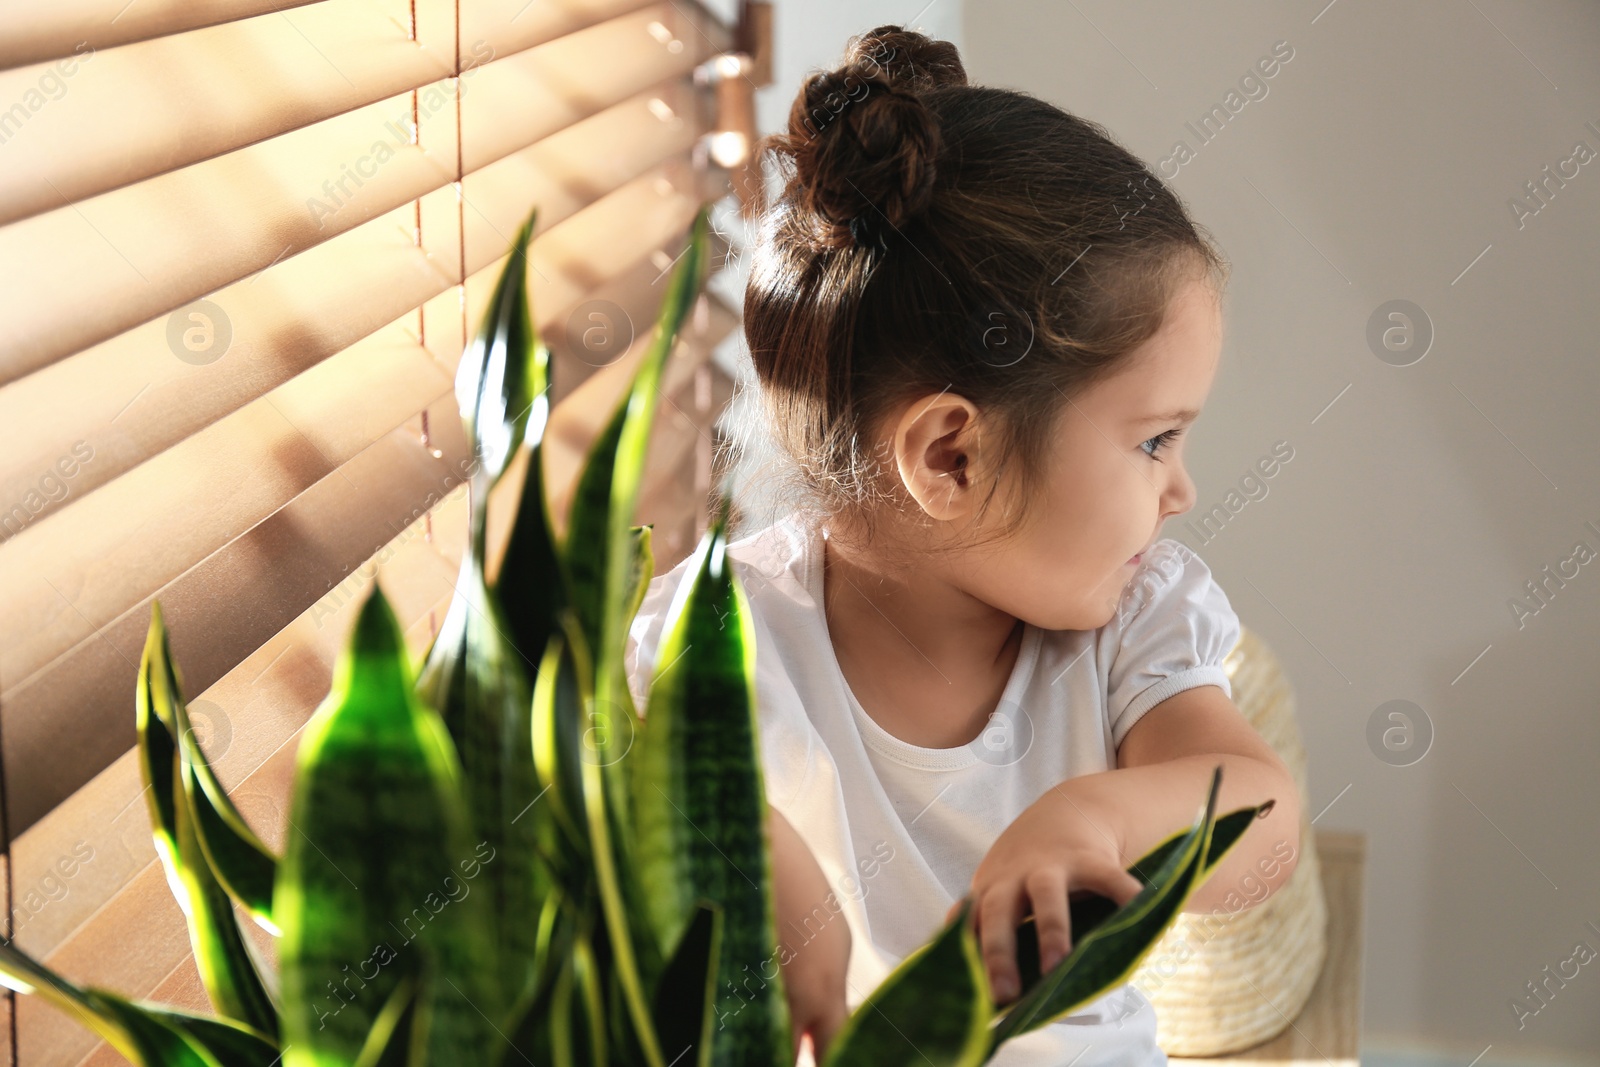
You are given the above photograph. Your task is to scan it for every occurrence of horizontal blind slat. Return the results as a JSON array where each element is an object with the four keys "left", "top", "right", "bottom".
[
  {"left": 0, "top": 0, "right": 453, "bottom": 227},
  {"left": 0, "top": 82, "right": 700, "bottom": 538},
  {"left": 0, "top": 179, "right": 705, "bottom": 695},
  {"left": 0, "top": 2, "right": 719, "bottom": 386},
  {"left": 0, "top": 0, "right": 327, "bottom": 71},
  {"left": 0, "top": 0, "right": 710, "bottom": 237},
  {"left": 1, "top": 388, "right": 469, "bottom": 838},
  {"left": 461, "top": 3, "right": 728, "bottom": 175},
  {"left": 0, "top": 0, "right": 658, "bottom": 72}
]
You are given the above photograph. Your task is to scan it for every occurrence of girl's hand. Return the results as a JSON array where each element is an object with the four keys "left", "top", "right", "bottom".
[
  {"left": 768, "top": 806, "right": 852, "bottom": 1064},
  {"left": 944, "top": 784, "right": 1145, "bottom": 1006}
]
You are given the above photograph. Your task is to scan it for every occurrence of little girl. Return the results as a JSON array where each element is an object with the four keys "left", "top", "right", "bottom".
[{"left": 626, "top": 24, "right": 1302, "bottom": 1067}]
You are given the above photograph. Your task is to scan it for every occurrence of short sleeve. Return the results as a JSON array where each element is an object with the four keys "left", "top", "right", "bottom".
[{"left": 1105, "top": 540, "right": 1242, "bottom": 751}]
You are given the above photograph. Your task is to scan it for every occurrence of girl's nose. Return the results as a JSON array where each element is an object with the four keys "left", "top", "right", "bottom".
[{"left": 1165, "top": 464, "right": 1198, "bottom": 518}]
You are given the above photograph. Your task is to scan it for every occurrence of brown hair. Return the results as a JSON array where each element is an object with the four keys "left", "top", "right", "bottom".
[{"left": 738, "top": 24, "right": 1228, "bottom": 552}]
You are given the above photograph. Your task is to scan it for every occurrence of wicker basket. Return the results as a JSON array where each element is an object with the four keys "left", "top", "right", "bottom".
[{"left": 1127, "top": 625, "right": 1328, "bottom": 1056}]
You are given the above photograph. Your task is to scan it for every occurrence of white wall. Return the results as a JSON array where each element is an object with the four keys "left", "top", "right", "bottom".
[
  {"left": 712, "top": 0, "right": 1600, "bottom": 1062},
  {"left": 960, "top": 1, "right": 1600, "bottom": 1063}
]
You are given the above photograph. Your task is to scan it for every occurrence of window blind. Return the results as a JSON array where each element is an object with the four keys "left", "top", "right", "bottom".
[{"left": 0, "top": 0, "right": 765, "bottom": 1060}]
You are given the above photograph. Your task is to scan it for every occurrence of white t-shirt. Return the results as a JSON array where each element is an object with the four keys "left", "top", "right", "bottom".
[{"left": 623, "top": 511, "right": 1242, "bottom": 1067}]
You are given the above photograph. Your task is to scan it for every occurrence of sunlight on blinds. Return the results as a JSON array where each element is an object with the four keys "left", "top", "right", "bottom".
[{"left": 0, "top": 0, "right": 767, "bottom": 1060}]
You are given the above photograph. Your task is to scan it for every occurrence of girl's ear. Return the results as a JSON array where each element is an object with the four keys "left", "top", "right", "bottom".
[{"left": 891, "top": 391, "right": 985, "bottom": 522}]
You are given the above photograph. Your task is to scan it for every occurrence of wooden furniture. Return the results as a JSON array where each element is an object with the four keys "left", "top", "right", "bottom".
[{"left": 1171, "top": 829, "right": 1366, "bottom": 1066}]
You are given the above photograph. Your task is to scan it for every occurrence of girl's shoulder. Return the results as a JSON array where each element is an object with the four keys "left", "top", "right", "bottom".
[
  {"left": 625, "top": 511, "right": 817, "bottom": 698},
  {"left": 1094, "top": 538, "right": 1243, "bottom": 749},
  {"left": 635, "top": 509, "right": 814, "bottom": 616}
]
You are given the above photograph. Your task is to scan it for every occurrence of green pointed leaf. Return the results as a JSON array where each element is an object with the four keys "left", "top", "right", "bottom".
[
  {"left": 536, "top": 615, "right": 665, "bottom": 1067},
  {"left": 496, "top": 336, "right": 564, "bottom": 671},
  {"left": 567, "top": 396, "right": 631, "bottom": 660},
  {"left": 539, "top": 933, "right": 606, "bottom": 1067},
  {"left": 512, "top": 914, "right": 604, "bottom": 1067},
  {"left": 822, "top": 898, "right": 991, "bottom": 1067},
  {"left": 566, "top": 204, "right": 710, "bottom": 725},
  {"left": 618, "top": 523, "right": 655, "bottom": 715},
  {"left": 1009, "top": 803, "right": 1265, "bottom": 996},
  {"left": 138, "top": 603, "right": 278, "bottom": 1036},
  {"left": 459, "top": 206, "right": 543, "bottom": 487},
  {"left": 153, "top": 1010, "right": 281, "bottom": 1067},
  {"left": 414, "top": 542, "right": 539, "bottom": 1012},
  {"left": 505, "top": 896, "right": 583, "bottom": 1067},
  {"left": 0, "top": 937, "right": 257, "bottom": 1067},
  {"left": 630, "top": 497, "right": 790, "bottom": 1066},
  {"left": 172, "top": 690, "right": 280, "bottom": 935},
  {"left": 1120, "top": 802, "right": 1263, "bottom": 891},
  {"left": 651, "top": 902, "right": 723, "bottom": 1067},
  {"left": 420, "top": 208, "right": 551, "bottom": 1013},
  {"left": 277, "top": 586, "right": 497, "bottom": 1067},
  {"left": 90, "top": 994, "right": 229, "bottom": 1067},
  {"left": 353, "top": 969, "right": 429, "bottom": 1067},
  {"left": 987, "top": 766, "right": 1227, "bottom": 1053},
  {"left": 561, "top": 207, "right": 710, "bottom": 1067},
  {"left": 569, "top": 932, "right": 607, "bottom": 1067},
  {"left": 530, "top": 616, "right": 591, "bottom": 892}
]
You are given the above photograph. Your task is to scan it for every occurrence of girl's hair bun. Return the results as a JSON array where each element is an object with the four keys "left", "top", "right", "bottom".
[{"left": 777, "top": 25, "right": 967, "bottom": 247}]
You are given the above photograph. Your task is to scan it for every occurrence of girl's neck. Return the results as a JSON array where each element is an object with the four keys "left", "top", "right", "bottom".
[{"left": 821, "top": 526, "right": 1026, "bottom": 749}]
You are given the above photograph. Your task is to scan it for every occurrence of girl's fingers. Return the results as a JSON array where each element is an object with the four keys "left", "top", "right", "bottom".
[
  {"left": 810, "top": 997, "right": 849, "bottom": 1062},
  {"left": 1097, "top": 862, "right": 1147, "bottom": 908},
  {"left": 976, "top": 883, "right": 1026, "bottom": 1004},
  {"left": 1023, "top": 867, "right": 1072, "bottom": 972}
]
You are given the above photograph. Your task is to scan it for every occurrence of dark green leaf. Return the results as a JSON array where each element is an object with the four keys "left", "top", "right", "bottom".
[
  {"left": 172, "top": 686, "right": 280, "bottom": 935},
  {"left": 536, "top": 614, "right": 665, "bottom": 1067},
  {"left": 530, "top": 618, "right": 591, "bottom": 893},
  {"left": 1009, "top": 803, "right": 1264, "bottom": 997},
  {"left": 495, "top": 333, "right": 564, "bottom": 673},
  {"left": 0, "top": 937, "right": 260, "bottom": 1067},
  {"left": 154, "top": 1009, "right": 281, "bottom": 1067},
  {"left": 650, "top": 901, "right": 723, "bottom": 1067},
  {"left": 566, "top": 206, "right": 710, "bottom": 751},
  {"left": 420, "top": 208, "right": 552, "bottom": 1013},
  {"left": 821, "top": 898, "right": 991, "bottom": 1067},
  {"left": 458, "top": 206, "right": 543, "bottom": 487},
  {"left": 414, "top": 540, "right": 540, "bottom": 1012},
  {"left": 277, "top": 586, "right": 498, "bottom": 1067},
  {"left": 138, "top": 603, "right": 278, "bottom": 1036},
  {"left": 505, "top": 895, "right": 582, "bottom": 1067},
  {"left": 353, "top": 969, "right": 429, "bottom": 1067},
  {"left": 569, "top": 933, "right": 607, "bottom": 1067},
  {"left": 617, "top": 523, "right": 655, "bottom": 718},
  {"left": 986, "top": 766, "right": 1227, "bottom": 1054},
  {"left": 90, "top": 994, "right": 229, "bottom": 1067},
  {"left": 630, "top": 496, "right": 789, "bottom": 1067}
]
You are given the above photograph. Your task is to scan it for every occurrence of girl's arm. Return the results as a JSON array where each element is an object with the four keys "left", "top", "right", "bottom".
[
  {"left": 768, "top": 804, "right": 852, "bottom": 1064},
  {"left": 1097, "top": 684, "right": 1303, "bottom": 915},
  {"left": 954, "top": 686, "right": 1301, "bottom": 1002}
]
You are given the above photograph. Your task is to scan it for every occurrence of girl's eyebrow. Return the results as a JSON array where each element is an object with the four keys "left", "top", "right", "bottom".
[{"left": 1132, "top": 407, "right": 1201, "bottom": 426}]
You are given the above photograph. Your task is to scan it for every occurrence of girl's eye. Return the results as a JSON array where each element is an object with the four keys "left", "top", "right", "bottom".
[{"left": 1140, "top": 428, "right": 1185, "bottom": 460}]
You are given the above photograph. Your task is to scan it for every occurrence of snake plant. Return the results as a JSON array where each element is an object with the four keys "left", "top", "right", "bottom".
[{"left": 0, "top": 202, "right": 1266, "bottom": 1066}]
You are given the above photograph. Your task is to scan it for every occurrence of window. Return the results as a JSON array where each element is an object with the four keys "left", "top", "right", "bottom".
[{"left": 0, "top": 1, "right": 762, "bottom": 1059}]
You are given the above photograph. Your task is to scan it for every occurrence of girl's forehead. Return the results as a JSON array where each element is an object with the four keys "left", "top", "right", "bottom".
[{"left": 1080, "top": 292, "right": 1223, "bottom": 416}]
